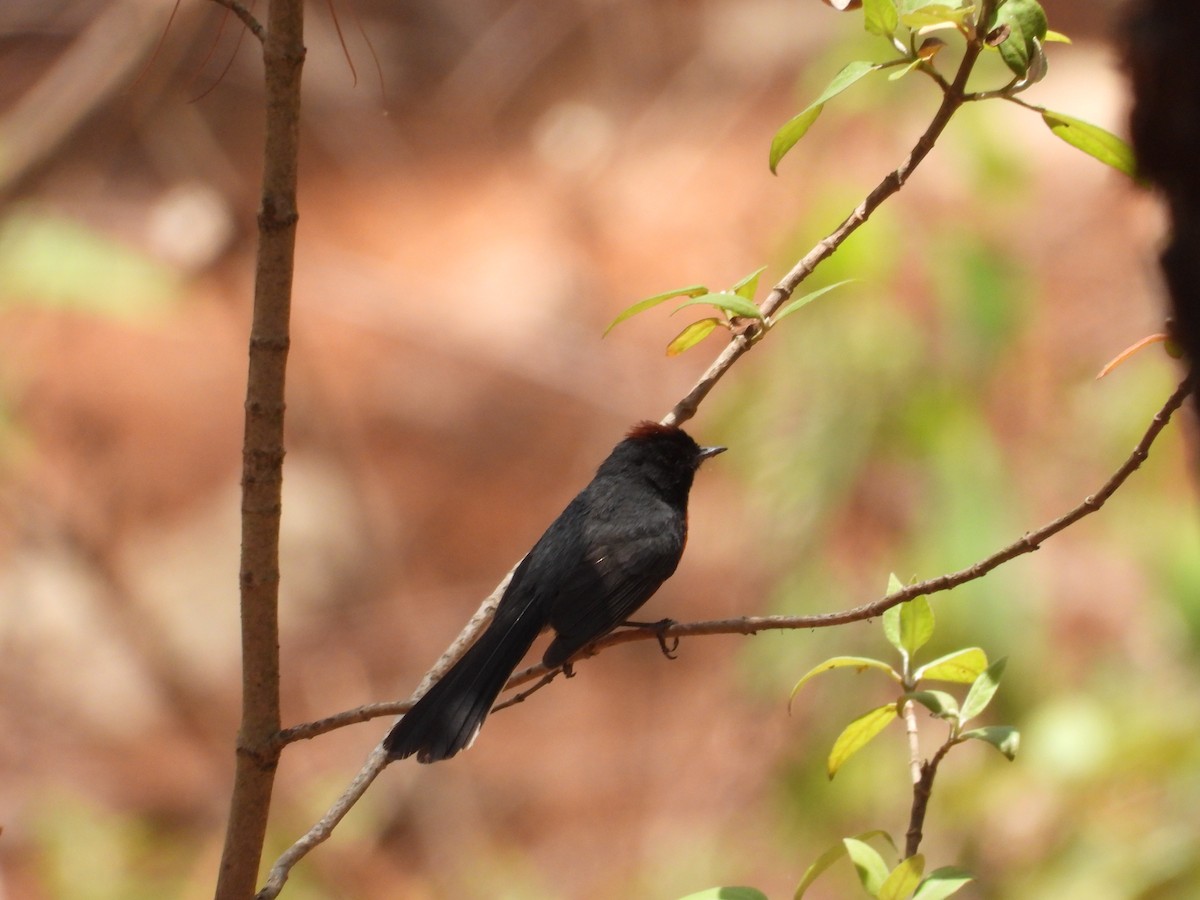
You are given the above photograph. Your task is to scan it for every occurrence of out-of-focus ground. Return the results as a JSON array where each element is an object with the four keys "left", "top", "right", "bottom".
[{"left": 3, "top": 1, "right": 1198, "bottom": 898}]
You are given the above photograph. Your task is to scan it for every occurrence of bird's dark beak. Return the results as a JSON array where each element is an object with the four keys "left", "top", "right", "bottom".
[{"left": 697, "top": 445, "right": 726, "bottom": 464}]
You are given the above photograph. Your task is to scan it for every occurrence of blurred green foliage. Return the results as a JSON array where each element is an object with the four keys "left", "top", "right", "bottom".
[
  {"left": 681, "top": 8, "right": 1200, "bottom": 891},
  {"left": 0, "top": 206, "right": 180, "bottom": 318}
]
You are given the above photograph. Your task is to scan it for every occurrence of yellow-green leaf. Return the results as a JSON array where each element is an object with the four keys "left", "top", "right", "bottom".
[
  {"left": 665, "top": 317, "right": 722, "bottom": 356},
  {"left": 914, "top": 647, "right": 988, "bottom": 683},
  {"left": 899, "top": 595, "right": 935, "bottom": 656},
  {"left": 900, "top": 3, "right": 970, "bottom": 30},
  {"left": 883, "top": 575, "right": 929, "bottom": 656},
  {"left": 1041, "top": 110, "right": 1136, "bottom": 178},
  {"left": 772, "top": 279, "right": 855, "bottom": 323},
  {"left": 675, "top": 290, "right": 763, "bottom": 319},
  {"left": 844, "top": 838, "right": 890, "bottom": 896},
  {"left": 730, "top": 265, "right": 768, "bottom": 301},
  {"left": 789, "top": 656, "right": 901, "bottom": 712},
  {"left": 913, "top": 867, "right": 974, "bottom": 900},
  {"left": 880, "top": 855, "right": 925, "bottom": 900},
  {"left": 959, "top": 657, "right": 1007, "bottom": 722},
  {"left": 603, "top": 284, "right": 708, "bottom": 336},
  {"left": 679, "top": 888, "right": 768, "bottom": 900},
  {"left": 794, "top": 831, "right": 895, "bottom": 899},
  {"left": 887, "top": 58, "right": 922, "bottom": 81},
  {"left": 864, "top": 0, "right": 898, "bottom": 36},
  {"left": 769, "top": 61, "right": 881, "bottom": 173},
  {"left": 828, "top": 704, "right": 897, "bottom": 778}
]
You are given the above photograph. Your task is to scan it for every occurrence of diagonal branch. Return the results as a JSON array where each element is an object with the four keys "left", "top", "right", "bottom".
[
  {"left": 662, "top": 27, "right": 985, "bottom": 427},
  {"left": 339, "top": 27, "right": 995, "bottom": 750},
  {"left": 211, "top": 0, "right": 267, "bottom": 44},
  {"left": 276, "top": 373, "right": 1193, "bottom": 742}
]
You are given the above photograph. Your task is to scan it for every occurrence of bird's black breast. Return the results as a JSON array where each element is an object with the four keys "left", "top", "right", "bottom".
[{"left": 519, "top": 476, "right": 686, "bottom": 667}]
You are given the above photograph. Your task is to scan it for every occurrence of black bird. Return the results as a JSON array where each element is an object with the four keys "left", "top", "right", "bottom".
[{"left": 384, "top": 422, "right": 725, "bottom": 763}]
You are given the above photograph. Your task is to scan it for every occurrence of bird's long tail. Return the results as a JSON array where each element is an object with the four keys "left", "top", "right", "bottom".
[{"left": 384, "top": 605, "right": 543, "bottom": 763}]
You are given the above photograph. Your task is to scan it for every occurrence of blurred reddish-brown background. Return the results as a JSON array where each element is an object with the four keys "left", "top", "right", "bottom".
[{"left": 4, "top": 1, "right": 1198, "bottom": 898}]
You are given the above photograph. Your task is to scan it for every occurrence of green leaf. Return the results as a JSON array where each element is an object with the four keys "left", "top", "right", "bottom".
[
  {"left": 769, "top": 61, "right": 881, "bottom": 173},
  {"left": 914, "top": 647, "right": 988, "bottom": 684},
  {"left": 772, "top": 279, "right": 855, "bottom": 323},
  {"left": 962, "top": 725, "right": 1020, "bottom": 761},
  {"left": 883, "top": 605, "right": 902, "bottom": 651},
  {"left": 730, "top": 265, "right": 768, "bottom": 301},
  {"left": 666, "top": 318, "right": 723, "bottom": 356},
  {"left": 844, "top": 838, "right": 891, "bottom": 896},
  {"left": 678, "top": 888, "right": 769, "bottom": 900},
  {"left": 887, "top": 59, "right": 923, "bottom": 81},
  {"left": 902, "top": 690, "right": 960, "bottom": 720},
  {"left": 603, "top": 284, "right": 708, "bottom": 336},
  {"left": 667, "top": 319, "right": 720, "bottom": 357},
  {"left": 882, "top": 588, "right": 932, "bottom": 660},
  {"left": 989, "top": 0, "right": 1048, "bottom": 76},
  {"left": 882, "top": 573, "right": 906, "bottom": 655},
  {"left": 769, "top": 107, "right": 824, "bottom": 175},
  {"left": 899, "top": 3, "right": 971, "bottom": 30},
  {"left": 864, "top": 0, "right": 898, "bottom": 36},
  {"left": 789, "top": 656, "right": 902, "bottom": 711},
  {"left": 828, "top": 704, "right": 897, "bottom": 778},
  {"left": 899, "top": 596, "right": 935, "bottom": 656},
  {"left": 959, "top": 657, "right": 1007, "bottom": 723},
  {"left": 880, "top": 855, "right": 925, "bottom": 900},
  {"left": 897, "top": 0, "right": 963, "bottom": 10},
  {"left": 795, "top": 831, "right": 896, "bottom": 899},
  {"left": 913, "top": 867, "right": 973, "bottom": 900},
  {"left": 1040, "top": 110, "right": 1136, "bottom": 178},
  {"left": 675, "top": 290, "right": 763, "bottom": 320},
  {"left": 1044, "top": 29, "right": 1070, "bottom": 43}
]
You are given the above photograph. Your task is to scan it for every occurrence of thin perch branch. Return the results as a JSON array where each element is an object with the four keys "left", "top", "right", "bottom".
[
  {"left": 255, "top": 746, "right": 389, "bottom": 900},
  {"left": 278, "top": 373, "right": 1193, "bottom": 741},
  {"left": 252, "top": 6, "right": 1177, "bottom": 886}
]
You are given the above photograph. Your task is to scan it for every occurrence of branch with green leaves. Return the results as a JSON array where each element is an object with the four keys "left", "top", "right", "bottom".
[
  {"left": 607, "top": 0, "right": 1132, "bottom": 398},
  {"left": 690, "top": 580, "right": 1015, "bottom": 900},
  {"left": 254, "top": 2, "right": 1156, "bottom": 894}
]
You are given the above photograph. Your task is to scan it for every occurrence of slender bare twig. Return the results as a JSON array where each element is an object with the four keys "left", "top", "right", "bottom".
[
  {"left": 255, "top": 746, "right": 389, "bottom": 900},
  {"left": 902, "top": 700, "right": 923, "bottom": 786},
  {"left": 905, "top": 735, "right": 957, "bottom": 858},
  {"left": 492, "top": 669, "right": 563, "bottom": 713},
  {"left": 211, "top": 0, "right": 267, "bottom": 44}
]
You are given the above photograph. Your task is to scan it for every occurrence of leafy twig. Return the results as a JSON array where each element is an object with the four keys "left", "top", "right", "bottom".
[{"left": 663, "top": 23, "right": 986, "bottom": 426}]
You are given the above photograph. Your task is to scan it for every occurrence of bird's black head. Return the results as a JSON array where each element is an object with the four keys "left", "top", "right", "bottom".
[{"left": 598, "top": 422, "right": 725, "bottom": 504}]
